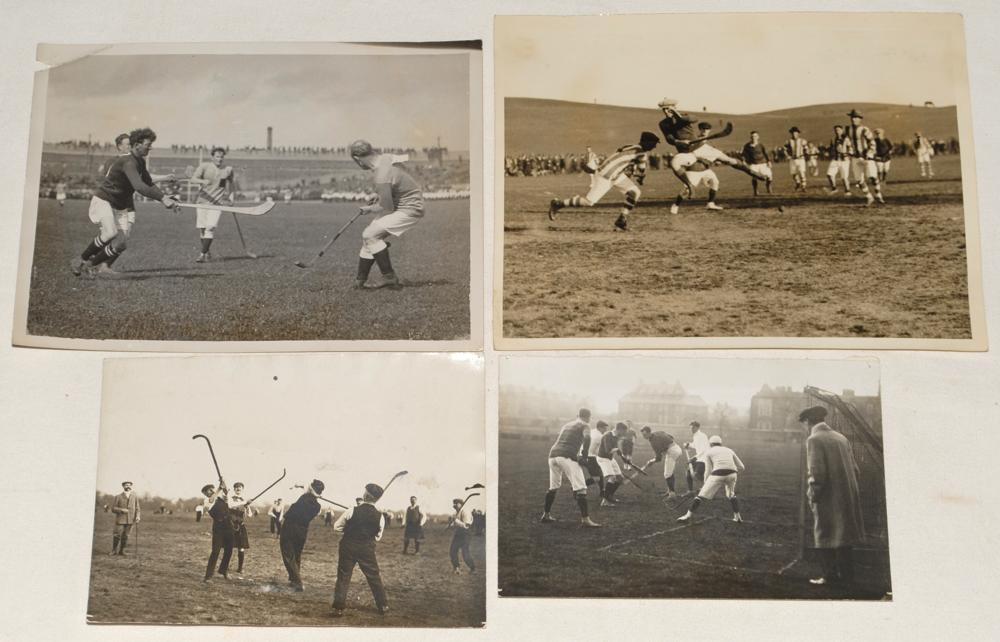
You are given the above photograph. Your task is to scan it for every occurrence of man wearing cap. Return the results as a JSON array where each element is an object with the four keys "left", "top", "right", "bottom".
[
  {"left": 110, "top": 481, "right": 141, "bottom": 555},
  {"left": 873, "top": 129, "right": 894, "bottom": 184},
  {"left": 229, "top": 482, "right": 250, "bottom": 576},
  {"left": 280, "top": 479, "right": 324, "bottom": 591},
  {"left": 639, "top": 426, "right": 684, "bottom": 498},
  {"left": 684, "top": 421, "right": 710, "bottom": 494},
  {"left": 825, "top": 125, "right": 854, "bottom": 195},
  {"left": 785, "top": 127, "right": 809, "bottom": 191},
  {"left": 403, "top": 495, "right": 426, "bottom": 554},
  {"left": 845, "top": 109, "right": 885, "bottom": 205},
  {"left": 332, "top": 484, "right": 389, "bottom": 616},
  {"left": 800, "top": 406, "right": 865, "bottom": 587},
  {"left": 657, "top": 98, "right": 770, "bottom": 216},
  {"left": 449, "top": 497, "right": 476, "bottom": 574},
  {"left": 348, "top": 139, "right": 424, "bottom": 290},
  {"left": 547, "top": 132, "right": 659, "bottom": 232},
  {"left": 677, "top": 435, "right": 745, "bottom": 523},
  {"left": 202, "top": 481, "right": 234, "bottom": 581},
  {"left": 540, "top": 408, "right": 601, "bottom": 527}
]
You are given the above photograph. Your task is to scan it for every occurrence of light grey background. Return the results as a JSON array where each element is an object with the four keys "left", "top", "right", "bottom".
[{"left": 0, "top": 1, "right": 998, "bottom": 641}]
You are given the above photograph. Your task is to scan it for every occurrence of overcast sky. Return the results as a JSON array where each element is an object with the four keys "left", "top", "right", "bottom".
[
  {"left": 44, "top": 53, "right": 470, "bottom": 149},
  {"left": 501, "top": 356, "right": 879, "bottom": 416},
  {"left": 496, "top": 13, "right": 967, "bottom": 113},
  {"left": 96, "top": 354, "right": 484, "bottom": 514}
]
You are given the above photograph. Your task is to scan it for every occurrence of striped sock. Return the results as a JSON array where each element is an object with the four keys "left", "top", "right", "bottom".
[{"left": 81, "top": 236, "right": 106, "bottom": 261}]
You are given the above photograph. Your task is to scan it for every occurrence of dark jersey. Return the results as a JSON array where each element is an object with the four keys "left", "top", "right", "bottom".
[
  {"left": 597, "top": 431, "right": 619, "bottom": 459},
  {"left": 283, "top": 493, "right": 321, "bottom": 528},
  {"left": 874, "top": 138, "right": 893, "bottom": 161},
  {"left": 648, "top": 432, "right": 676, "bottom": 460},
  {"left": 742, "top": 142, "right": 769, "bottom": 164},
  {"left": 208, "top": 496, "right": 232, "bottom": 534},
  {"left": 658, "top": 114, "right": 702, "bottom": 152},
  {"left": 94, "top": 152, "right": 165, "bottom": 211},
  {"left": 342, "top": 503, "right": 383, "bottom": 543},
  {"left": 549, "top": 418, "right": 588, "bottom": 459}
]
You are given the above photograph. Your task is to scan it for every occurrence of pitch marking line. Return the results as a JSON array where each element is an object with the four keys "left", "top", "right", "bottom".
[
  {"left": 597, "top": 517, "right": 712, "bottom": 552},
  {"left": 604, "top": 549, "right": 791, "bottom": 577}
]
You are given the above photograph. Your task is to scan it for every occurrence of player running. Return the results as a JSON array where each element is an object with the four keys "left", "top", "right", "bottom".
[
  {"left": 846, "top": 109, "right": 885, "bottom": 205},
  {"left": 874, "top": 128, "right": 893, "bottom": 183},
  {"left": 540, "top": 409, "right": 601, "bottom": 527},
  {"left": 667, "top": 152, "right": 723, "bottom": 214},
  {"left": 742, "top": 131, "right": 773, "bottom": 196},
  {"left": 349, "top": 139, "right": 425, "bottom": 290},
  {"left": 71, "top": 128, "right": 178, "bottom": 278},
  {"left": 657, "top": 98, "right": 770, "bottom": 202},
  {"left": 677, "top": 435, "right": 746, "bottom": 523},
  {"left": 639, "top": 426, "right": 685, "bottom": 498},
  {"left": 785, "top": 127, "right": 809, "bottom": 191},
  {"left": 188, "top": 146, "right": 236, "bottom": 263},
  {"left": 825, "top": 125, "right": 853, "bottom": 195},
  {"left": 547, "top": 131, "right": 660, "bottom": 232}
]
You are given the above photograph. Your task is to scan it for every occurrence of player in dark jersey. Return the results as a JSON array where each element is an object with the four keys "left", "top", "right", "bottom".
[
  {"left": 72, "top": 127, "right": 178, "bottom": 277},
  {"left": 873, "top": 128, "right": 893, "bottom": 184},
  {"left": 547, "top": 132, "right": 659, "bottom": 232},
  {"left": 742, "top": 131, "right": 773, "bottom": 196},
  {"left": 541, "top": 409, "right": 601, "bottom": 527}
]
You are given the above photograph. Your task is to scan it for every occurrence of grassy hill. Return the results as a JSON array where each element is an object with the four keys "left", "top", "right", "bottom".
[{"left": 504, "top": 97, "right": 960, "bottom": 155}]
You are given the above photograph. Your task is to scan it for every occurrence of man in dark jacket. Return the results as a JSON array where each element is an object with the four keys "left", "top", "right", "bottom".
[
  {"left": 280, "top": 479, "right": 324, "bottom": 591},
  {"left": 202, "top": 482, "right": 234, "bottom": 581},
  {"left": 403, "top": 495, "right": 425, "bottom": 554},
  {"left": 332, "top": 483, "right": 389, "bottom": 616}
]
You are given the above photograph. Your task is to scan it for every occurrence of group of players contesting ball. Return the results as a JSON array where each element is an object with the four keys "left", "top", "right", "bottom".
[
  {"left": 548, "top": 98, "right": 937, "bottom": 231},
  {"left": 69, "top": 130, "right": 422, "bottom": 290}
]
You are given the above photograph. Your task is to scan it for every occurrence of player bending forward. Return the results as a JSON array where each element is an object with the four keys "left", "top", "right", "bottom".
[
  {"left": 657, "top": 98, "right": 770, "bottom": 213},
  {"left": 72, "top": 128, "right": 178, "bottom": 277},
  {"left": 540, "top": 409, "right": 601, "bottom": 527},
  {"left": 639, "top": 426, "right": 685, "bottom": 498},
  {"left": 666, "top": 153, "right": 722, "bottom": 214},
  {"left": 188, "top": 146, "right": 235, "bottom": 263},
  {"left": 548, "top": 131, "right": 660, "bottom": 232},
  {"left": 349, "top": 139, "right": 425, "bottom": 290},
  {"left": 595, "top": 422, "right": 626, "bottom": 507},
  {"left": 677, "top": 435, "right": 745, "bottom": 523}
]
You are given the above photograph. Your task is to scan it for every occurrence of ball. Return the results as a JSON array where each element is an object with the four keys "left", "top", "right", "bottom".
[{"left": 778, "top": 205, "right": 785, "bottom": 213}]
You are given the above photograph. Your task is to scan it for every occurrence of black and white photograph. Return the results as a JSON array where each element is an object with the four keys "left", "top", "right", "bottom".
[
  {"left": 499, "top": 356, "right": 891, "bottom": 600},
  {"left": 495, "top": 13, "right": 985, "bottom": 350},
  {"left": 87, "top": 353, "right": 486, "bottom": 627},
  {"left": 14, "top": 42, "right": 483, "bottom": 350}
]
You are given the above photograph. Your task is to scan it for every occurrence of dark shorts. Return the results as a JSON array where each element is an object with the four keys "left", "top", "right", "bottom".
[{"left": 234, "top": 523, "right": 250, "bottom": 549}]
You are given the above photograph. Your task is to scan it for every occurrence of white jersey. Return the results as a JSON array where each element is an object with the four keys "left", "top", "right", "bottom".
[
  {"left": 587, "top": 428, "right": 603, "bottom": 457},
  {"left": 704, "top": 445, "right": 745, "bottom": 474},
  {"left": 690, "top": 430, "right": 710, "bottom": 462}
]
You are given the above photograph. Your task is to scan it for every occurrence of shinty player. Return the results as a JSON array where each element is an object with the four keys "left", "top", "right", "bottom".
[
  {"left": 845, "top": 109, "right": 885, "bottom": 205},
  {"left": 188, "top": 146, "right": 236, "bottom": 263},
  {"left": 349, "top": 139, "right": 425, "bottom": 290},
  {"left": 547, "top": 131, "right": 660, "bottom": 232},
  {"left": 71, "top": 128, "right": 178, "bottom": 277},
  {"left": 595, "top": 422, "right": 626, "bottom": 506},
  {"left": 677, "top": 434, "right": 746, "bottom": 523},
  {"left": 639, "top": 425, "right": 685, "bottom": 498},
  {"left": 540, "top": 408, "right": 602, "bottom": 527},
  {"left": 785, "top": 127, "right": 809, "bottom": 191},
  {"left": 825, "top": 125, "right": 853, "bottom": 195},
  {"left": 741, "top": 130, "right": 773, "bottom": 196}
]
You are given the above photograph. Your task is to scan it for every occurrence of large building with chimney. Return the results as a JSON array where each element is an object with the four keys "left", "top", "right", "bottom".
[
  {"left": 616, "top": 382, "right": 709, "bottom": 431},
  {"left": 749, "top": 385, "right": 881, "bottom": 436}
]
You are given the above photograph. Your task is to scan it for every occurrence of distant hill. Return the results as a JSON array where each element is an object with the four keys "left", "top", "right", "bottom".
[{"left": 504, "top": 98, "right": 960, "bottom": 155}]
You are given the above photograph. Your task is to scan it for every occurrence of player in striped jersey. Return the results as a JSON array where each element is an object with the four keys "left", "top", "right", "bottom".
[
  {"left": 846, "top": 109, "right": 884, "bottom": 205},
  {"left": 825, "top": 125, "right": 853, "bottom": 195},
  {"left": 677, "top": 435, "right": 746, "bottom": 523},
  {"left": 189, "top": 147, "right": 236, "bottom": 263},
  {"left": 541, "top": 409, "right": 601, "bottom": 527},
  {"left": 785, "top": 127, "right": 809, "bottom": 191},
  {"left": 547, "top": 131, "right": 660, "bottom": 232}
]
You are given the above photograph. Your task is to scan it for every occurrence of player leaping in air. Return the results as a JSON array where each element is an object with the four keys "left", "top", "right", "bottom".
[
  {"left": 657, "top": 98, "right": 770, "bottom": 215},
  {"left": 71, "top": 128, "right": 178, "bottom": 277},
  {"left": 349, "top": 139, "right": 425, "bottom": 290},
  {"left": 547, "top": 131, "right": 660, "bottom": 232}
]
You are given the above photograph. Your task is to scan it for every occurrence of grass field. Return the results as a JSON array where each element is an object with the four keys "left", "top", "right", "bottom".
[
  {"left": 87, "top": 511, "right": 485, "bottom": 627},
  {"left": 498, "top": 434, "right": 892, "bottom": 600},
  {"left": 24, "top": 198, "right": 470, "bottom": 341},
  {"left": 502, "top": 154, "right": 971, "bottom": 339}
]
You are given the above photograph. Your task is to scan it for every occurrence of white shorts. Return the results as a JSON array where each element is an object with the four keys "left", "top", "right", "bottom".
[
  {"left": 596, "top": 456, "right": 622, "bottom": 478},
  {"left": 807, "top": 156, "right": 818, "bottom": 167},
  {"left": 851, "top": 157, "right": 878, "bottom": 182},
  {"left": 699, "top": 472, "right": 738, "bottom": 500},
  {"left": 88, "top": 196, "right": 135, "bottom": 238},
  {"left": 662, "top": 443, "right": 683, "bottom": 479},
  {"left": 56, "top": 193, "right": 67, "bottom": 202},
  {"left": 826, "top": 159, "right": 850, "bottom": 180},
  {"left": 686, "top": 169, "right": 719, "bottom": 191},
  {"left": 749, "top": 163, "right": 772, "bottom": 180},
  {"left": 917, "top": 151, "right": 933, "bottom": 163},
  {"left": 876, "top": 160, "right": 891, "bottom": 172},
  {"left": 788, "top": 158, "right": 807, "bottom": 175},
  {"left": 374, "top": 208, "right": 423, "bottom": 236},
  {"left": 585, "top": 173, "right": 638, "bottom": 204},
  {"left": 196, "top": 207, "right": 222, "bottom": 229},
  {"left": 548, "top": 456, "right": 587, "bottom": 492},
  {"left": 692, "top": 144, "right": 730, "bottom": 164}
]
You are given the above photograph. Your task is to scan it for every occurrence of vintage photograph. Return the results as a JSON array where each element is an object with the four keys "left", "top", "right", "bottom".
[
  {"left": 495, "top": 13, "right": 985, "bottom": 350},
  {"left": 14, "top": 42, "right": 482, "bottom": 350},
  {"left": 88, "top": 353, "right": 486, "bottom": 627},
  {"left": 499, "top": 356, "right": 891, "bottom": 600}
]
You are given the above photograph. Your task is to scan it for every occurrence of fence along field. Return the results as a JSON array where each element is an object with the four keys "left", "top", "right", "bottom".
[
  {"left": 498, "top": 417, "right": 891, "bottom": 599},
  {"left": 88, "top": 510, "right": 485, "bottom": 627},
  {"left": 501, "top": 99, "right": 971, "bottom": 340}
]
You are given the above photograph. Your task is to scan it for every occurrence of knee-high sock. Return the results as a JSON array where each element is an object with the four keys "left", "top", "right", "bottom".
[
  {"left": 91, "top": 243, "right": 123, "bottom": 266},
  {"left": 82, "top": 236, "right": 107, "bottom": 262},
  {"left": 666, "top": 475, "right": 675, "bottom": 492},
  {"left": 357, "top": 257, "right": 375, "bottom": 282},
  {"left": 575, "top": 493, "right": 589, "bottom": 518},
  {"left": 237, "top": 550, "right": 245, "bottom": 572},
  {"left": 689, "top": 497, "right": 703, "bottom": 513},
  {"left": 543, "top": 490, "right": 557, "bottom": 514},
  {"left": 730, "top": 497, "right": 740, "bottom": 513},
  {"left": 373, "top": 247, "right": 394, "bottom": 276},
  {"left": 708, "top": 189, "right": 717, "bottom": 202}
]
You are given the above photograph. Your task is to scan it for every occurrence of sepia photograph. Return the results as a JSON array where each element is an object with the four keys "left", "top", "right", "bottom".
[
  {"left": 88, "top": 353, "right": 486, "bottom": 627},
  {"left": 14, "top": 41, "right": 482, "bottom": 351},
  {"left": 495, "top": 13, "right": 985, "bottom": 350},
  {"left": 499, "top": 356, "right": 891, "bottom": 600}
]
